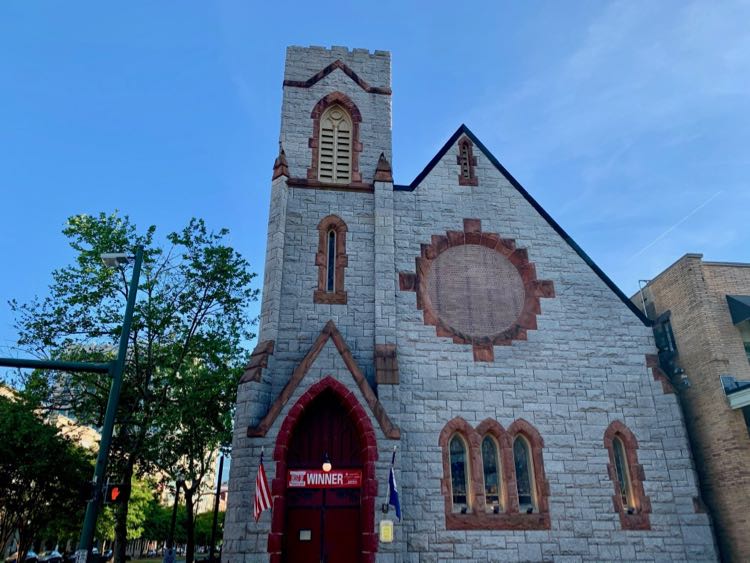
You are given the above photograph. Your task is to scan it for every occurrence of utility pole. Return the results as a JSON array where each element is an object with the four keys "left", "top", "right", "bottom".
[{"left": 0, "top": 245, "right": 144, "bottom": 563}]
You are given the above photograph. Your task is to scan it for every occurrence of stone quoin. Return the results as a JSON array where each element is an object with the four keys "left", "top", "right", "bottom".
[{"left": 222, "top": 46, "right": 718, "bottom": 562}]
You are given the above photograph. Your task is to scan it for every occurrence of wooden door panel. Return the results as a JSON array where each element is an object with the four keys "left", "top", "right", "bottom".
[
  {"left": 284, "top": 508, "right": 321, "bottom": 563},
  {"left": 323, "top": 507, "right": 360, "bottom": 563}
]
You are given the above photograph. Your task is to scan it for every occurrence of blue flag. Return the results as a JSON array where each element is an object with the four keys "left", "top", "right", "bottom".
[{"left": 388, "top": 450, "right": 401, "bottom": 520}]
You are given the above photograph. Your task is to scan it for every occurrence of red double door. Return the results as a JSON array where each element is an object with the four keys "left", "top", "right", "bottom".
[
  {"left": 285, "top": 487, "right": 360, "bottom": 563},
  {"left": 282, "top": 389, "right": 365, "bottom": 563}
]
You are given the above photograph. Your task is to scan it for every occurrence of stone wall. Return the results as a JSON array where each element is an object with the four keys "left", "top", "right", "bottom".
[{"left": 390, "top": 139, "right": 715, "bottom": 561}]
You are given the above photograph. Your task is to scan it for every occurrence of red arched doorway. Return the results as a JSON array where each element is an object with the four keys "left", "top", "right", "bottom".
[{"left": 268, "top": 377, "right": 378, "bottom": 563}]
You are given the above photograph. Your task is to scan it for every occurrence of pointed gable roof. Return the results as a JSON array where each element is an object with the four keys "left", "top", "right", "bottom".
[
  {"left": 283, "top": 59, "right": 392, "bottom": 95},
  {"left": 394, "top": 124, "right": 651, "bottom": 326},
  {"left": 247, "top": 320, "right": 400, "bottom": 439}
]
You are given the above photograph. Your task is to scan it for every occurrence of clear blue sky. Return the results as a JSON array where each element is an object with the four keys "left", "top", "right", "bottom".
[{"left": 1, "top": 1, "right": 749, "bottom": 356}]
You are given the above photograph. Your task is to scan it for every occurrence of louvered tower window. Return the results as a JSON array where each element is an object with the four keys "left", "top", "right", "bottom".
[{"left": 318, "top": 104, "right": 352, "bottom": 183}]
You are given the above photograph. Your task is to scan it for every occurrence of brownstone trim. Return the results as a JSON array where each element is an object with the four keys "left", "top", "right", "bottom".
[
  {"left": 399, "top": 219, "right": 555, "bottom": 361},
  {"left": 438, "top": 417, "right": 481, "bottom": 516},
  {"left": 307, "top": 92, "right": 363, "bottom": 183},
  {"left": 645, "top": 353, "right": 675, "bottom": 394},
  {"left": 272, "top": 146, "right": 289, "bottom": 180},
  {"left": 267, "top": 376, "right": 380, "bottom": 562},
  {"left": 438, "top": 417, "right": 550, "bottom": 530},
  {"left": 374, "top": 344, "right": 399, "bottom": 385},
  {"left": 314, "top": 215, "right": 348, "bottom": 305},
  {"left": 374, "top": 152, "right": 393, "bottom": 183},
  {"left": 456, "top": 136, "right": 478, "bottom": 186},
  {"left": 247, "top": 320, "right": 400, "bottom": 440},
  {"left": 239, "top": 340, "right": 275, "bottom": 384},
  {"left": 283, "top": 59, "right": 392, "bottom": 95},
  {"left": 287, "top": 178, "right": 374, "bottom": 193},
  {"left": 603, "top": 420, "right": 651, "bottom": 530}
]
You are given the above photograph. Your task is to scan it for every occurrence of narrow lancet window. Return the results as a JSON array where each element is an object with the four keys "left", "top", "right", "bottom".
[
  {"left": 513, "top": 436, "right": 534, "bottom": 511},
  {"left": 482, "top": 436, "right": 501, "bottom": 510},
  {"left": 613, "top": 437, "right": 633, "bottom": 509},
  {"left": 326, "top": 230, "right": 336, "bottom": 292},
  {"left": 449, "top": 435, "right": 469, "bottom": 511}
]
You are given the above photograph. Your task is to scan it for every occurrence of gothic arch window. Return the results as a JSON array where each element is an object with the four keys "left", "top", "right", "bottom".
[
  {"left": 507, "top": 419, "right": 550, "bottom": 518},
  {"left": 513, "top": 436, "right": 535, "bottom": 512},
  {"left": 604, "top": 421, "right": 652, "bottom": 530},
  {"left": 318, "top": 104, "right": 352, "bottom": 183},
  {"left": 314, "top": 215, "right": 348, "bottom": 304},
  {"left": 456, "top": 136, "right": 478, "bottom": 186},
  {"left": 439, "top": 417, "right": 550, "bottom": 530},
  {"left": 449, "top": 435, "right": 470, "bottom": 512},
  {"left": 308, "top": 92, "right": 363, "bottom": 185},
  {"left": 481, "top": 435, "right": 502, "bottom": 512}
]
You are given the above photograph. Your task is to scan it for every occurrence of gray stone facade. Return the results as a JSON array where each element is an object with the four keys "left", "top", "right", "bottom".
[{"left": 224, "top": 46, "right": 717, "bottom": 562}]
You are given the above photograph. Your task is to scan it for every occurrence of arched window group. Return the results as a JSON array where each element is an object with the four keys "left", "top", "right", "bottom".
[
  {"left": 439, "top": 418, "right": 550, "bottom": 530},
  {"left": 440, "top": 417, "right": 650, "bottom": 531},
  {"left": 314, "top": 215, "right": 348, "bottom": 304}
]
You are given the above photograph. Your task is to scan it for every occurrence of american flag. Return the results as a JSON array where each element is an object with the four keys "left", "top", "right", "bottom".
[{"left": 253, "top": 452, "right": 271, "bottom": 522}]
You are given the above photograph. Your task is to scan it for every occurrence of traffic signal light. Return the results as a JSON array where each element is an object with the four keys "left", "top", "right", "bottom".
[{"left": 104, "top": 483, "right": 130, "bottom": 504}]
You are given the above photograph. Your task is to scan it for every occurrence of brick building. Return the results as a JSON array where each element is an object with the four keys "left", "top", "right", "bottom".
[
  {"left": 635, "top": 254, "right": 750, "bottom": 562},
  {"left": 223, "top": 46, "right": 717, "bottom": 562}
]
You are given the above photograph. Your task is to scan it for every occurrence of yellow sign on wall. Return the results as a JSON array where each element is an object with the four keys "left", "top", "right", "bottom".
[{"left": 379, "top": 519, "right": 394, "bottom": 543}]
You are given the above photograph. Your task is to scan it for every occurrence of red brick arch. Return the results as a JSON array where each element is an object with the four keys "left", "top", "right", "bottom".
[{"left": 267, "top": 376, "right": 379, "bottom": 563}]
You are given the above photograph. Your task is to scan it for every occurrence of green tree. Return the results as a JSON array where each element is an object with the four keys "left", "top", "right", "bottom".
[
  {"left": 194, "top": 511, "right": 223, "bottom": 549},
  {"left": 0, "top": 395, "right": 93, "bottom": 562},
  {"left": 11, "top": 213, "right": 258, "bottom": 563},
  {"left": 141, "top": 500, "right": 171, "bottom": 546}
]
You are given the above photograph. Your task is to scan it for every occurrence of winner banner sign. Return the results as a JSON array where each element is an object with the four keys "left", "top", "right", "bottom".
[{"left": 287, "top": 469, "right": 362, "bottom": 489}]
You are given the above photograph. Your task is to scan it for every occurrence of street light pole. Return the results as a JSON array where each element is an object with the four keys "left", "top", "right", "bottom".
[
  {"left": 208, "top": 453, "right": 225, "bottom": 563},
  {"left": 76, "top": 245, "right": 144, "bottom": 563},
  {"left": 0, "top": 245, "right": 145, "bottom": 563},
  {"left": 164, "top": 479, "right": 183, "bottom": 563}
]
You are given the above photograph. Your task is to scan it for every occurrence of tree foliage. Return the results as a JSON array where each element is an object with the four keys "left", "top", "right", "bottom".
[
  {"left": 0, "top": 395, "right": 93, "bottom": 561},
  {"left": 10, "top": 213, "right": 257, "bottom": 563}
]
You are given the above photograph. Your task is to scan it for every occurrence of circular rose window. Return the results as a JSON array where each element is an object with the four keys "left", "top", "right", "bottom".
[
  {"left": 400, "top": 220, "right": 555, "bottom": 361},
  {"left": 426, "top": 245, "right": 525, "bottom": 339}
]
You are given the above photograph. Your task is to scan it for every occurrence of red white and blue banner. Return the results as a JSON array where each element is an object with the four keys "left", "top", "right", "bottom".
[{"left": 287, "top": 469, "right": 362, "bottom": 489}]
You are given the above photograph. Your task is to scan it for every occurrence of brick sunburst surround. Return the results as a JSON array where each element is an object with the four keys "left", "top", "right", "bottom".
[
  {"left": 399, "top": 219, "right": 555, "bottom": 361},
  {"left": 603, "top": 421, "right": 652, "bottom": 530},
  {"left": 267, "top": 376, "right": 379, "bottom": 563},
  {"left": 438, "top": 417, "right": 550, "bottom": 530}
]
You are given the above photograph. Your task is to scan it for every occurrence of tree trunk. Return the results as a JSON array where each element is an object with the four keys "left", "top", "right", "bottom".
[
  {"left": 113, "top": 463, "right": 134, "bottom": 563},
  {"left": 184, "top": 487, "right": 195, "bottom": 563}
]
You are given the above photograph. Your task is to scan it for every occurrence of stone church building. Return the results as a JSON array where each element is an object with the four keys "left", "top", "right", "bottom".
[{"left": 223, "top": 46, "right": 717, "bottom": 562}]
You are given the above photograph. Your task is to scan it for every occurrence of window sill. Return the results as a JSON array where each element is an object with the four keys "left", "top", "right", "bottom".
[
  {"left": 618, "top": 510, "right": 651, "bottom": 530},
  {"left": 313, "top": 290, "right": 347, "bottom": 305},
  {"left": 445, "top": 511, "right": 550, "bottom": 531}
]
